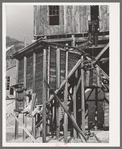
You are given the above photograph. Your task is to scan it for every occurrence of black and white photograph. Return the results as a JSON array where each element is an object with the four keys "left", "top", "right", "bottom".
[{"left": 2, "top": 3, "right": 120, "bottom": 147}]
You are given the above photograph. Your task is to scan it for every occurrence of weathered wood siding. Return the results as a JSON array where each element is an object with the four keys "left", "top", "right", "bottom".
[
  {"left": 99, "top": 5, "right": 109, "bottom": 32},
  {"left": 17, "top": 44, "right": 103, "bottom": 104},
  {"left": 33, "top": 5, "right": 91, "bottom": 36},
  {"left": 26, "top": 53, "right": 33, "bottom": 90},
  {"left": 35, "top": 49, "right": 43, "bottom": 104},
  {"left": 34, "top": 5, "right": 109, "bottom": 36}
]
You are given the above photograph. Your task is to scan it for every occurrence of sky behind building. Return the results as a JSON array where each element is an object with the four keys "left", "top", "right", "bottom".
[{"left": 6, "top": 5, "right": 33, "bottom": 45}]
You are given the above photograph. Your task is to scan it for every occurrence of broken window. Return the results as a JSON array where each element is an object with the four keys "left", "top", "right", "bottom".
[{"left": 49, "top": 6, "right": 59, "bottom": 25}]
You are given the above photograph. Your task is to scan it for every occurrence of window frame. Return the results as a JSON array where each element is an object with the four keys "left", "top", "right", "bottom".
[{"left": 48, "top": 5, "right": 60, "bottom": 26}]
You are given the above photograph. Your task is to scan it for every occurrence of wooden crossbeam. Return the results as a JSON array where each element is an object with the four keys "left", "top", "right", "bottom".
[
  {"left": 46, "top": 58, "right": 83, "bottom": 105},
  {"left": 93, "top": 43, "right": 109, "bottom": 64},
  {"left": 44, "top": 80, "right": 87, "bottom": 143}
]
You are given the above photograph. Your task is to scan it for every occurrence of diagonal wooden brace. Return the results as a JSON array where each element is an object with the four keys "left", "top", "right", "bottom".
[{"left": 44, "top": 80, "right": 87, "bottom": 143}]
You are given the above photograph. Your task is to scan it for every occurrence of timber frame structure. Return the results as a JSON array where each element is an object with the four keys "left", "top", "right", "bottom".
[{"left": 10, "top": 5, "right": 109, "bottom": 143}]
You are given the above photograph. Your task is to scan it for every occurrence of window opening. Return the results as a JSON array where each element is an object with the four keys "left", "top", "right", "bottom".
[
  {"left": 91, "top": 5, "right": 99, "bottom": 21},
  {"left": 6, "top": 76, "right": 10, "bottom": 90},
  {"left": 10, "top": 87, "right": 14, "bottom": 95},
  {"left": 49, "top": 6, "right": 59, "bottom": 25}
]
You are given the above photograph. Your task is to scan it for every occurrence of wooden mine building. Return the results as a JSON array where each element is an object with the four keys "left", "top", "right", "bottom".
[{"left": 11, "top": 5, "right": 109, "bottom": 143}]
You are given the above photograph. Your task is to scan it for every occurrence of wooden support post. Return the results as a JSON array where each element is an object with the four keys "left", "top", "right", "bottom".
[
  {"left": 56, "top": 48, "right": 60, "bottom": 140},
  {"left": 95, "top": 87, "right": 98, "bottom": 130},
  {"left": 33, "top": 53, "right": 36, "bottom": 93},
  {"left": 42, "top": 48, "right": 47, "bottom": 142},
  {"left": 86, "top": 70, "right": 90, "bottom": 87},
  {"left": 73, "top": 71, "right": 78, "bottom": 139},
  {"left": 32, "top": 52, "right": 36, "bottom": 138},
  {"left": 23, "top": 56, "right": 27, "bottom": 140},
  {"left": 64, "top": 45, "right": 68, "bottom": 143},
  {"left": 47, "top": 46, "right": 50, "bottom": 135},
  {"left": 15, "top": 59, "right": 19, "bottom": 139},
  {"left": 71, "top": 35, "right": 75, "bottom": 47},
  {"left": 81, "top": 56, "right": 85, "bottom": 134},
  {"left": 96, "top": 66, "right": 100, "bottom": 87}
]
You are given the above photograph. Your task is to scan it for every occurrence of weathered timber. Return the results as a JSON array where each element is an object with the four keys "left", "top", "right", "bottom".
[
  {"left": 42, "top": 49, "right": 47, "bottom": 142},
  {"left": 56, "top": 48, "right": 60, "bottom": 140},
  {"left": 33, "top": 53, "right": 36, "bottom": 92},
  {"left": 81, "top": 56, "right": 85, "bottom": 134},
  {"left": 64, "top": 46, "right": 68, "bottom": 143},
  {"left": 93, "top": 43, "right": 109, "bottom": 64},
  {"left": 23, "top": 56, "right": 27, "bottom": 140},
  {"left": 15, "top": 60, "right": 19, "bottom": 139},
  {"left": 73, "top": 71, "right": 78, "bottom": 138},
  {"left": 44, "top": 80, "right": 87, "bottom": 142},
  {"left": 47, "top": 46, "right": 50, "bottom": 135},
  {"left": 31, "top": 93, "right": 36, "bottom": 138}
]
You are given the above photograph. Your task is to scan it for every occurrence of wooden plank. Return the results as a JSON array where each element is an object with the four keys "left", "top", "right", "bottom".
[
  {"left": 81, "top": 56, "right": 85, "bottom": 134},
  {"left": 15, "top": 59, "right": 19, "bottom": 139},
  {"left": 94, "top": 43, "right": 109, "bottom": 63},
  {"left": 64, "top": 45, "right": 68, "bottom": 143},
  {"left": 47, "top": 46, "right": 50, "bottom": 135},
  {"left": 42, "top": 48, "right": 47, "bottom": 142},
  {"left": 96, "top": 66, "right": 100, "bottom": 87},
  {"left": 56, "top": 48, "right": 60, "bottom": 140},
  {"left": 72, "top": 6, "right": 75, "bottom": 33},
  {"left": 71, "top": 35, "right": 75, "bottom": 47},
  {"left": 64, "top": 5, "right": 67, "bottom": 33},
  {"left": 23, "top": 56, "right": 27, "bottom": 140},
  {"left": 85, "top": 70, "right": 90, "bottom": 87},
  {"left": 95, "top": 88, "right": 98, "bottom": 129},
  {"left": 73, "top": 71, "right": 78, "bottom": 138},
  {"left": 33, "top": 53, "right": 36, "bottom": 92}
]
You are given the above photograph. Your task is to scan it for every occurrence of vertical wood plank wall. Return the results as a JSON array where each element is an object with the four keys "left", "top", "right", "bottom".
[
  {"left": 99, "top": 5, "right": 109, "bottom": 32},
  {"left": 34, "top": 5, "right": 91, "bottom": 36},
  {"left": 34, "top": 5, "right": 109, "bottom": 36},
  {"left": 26, "top": 54, "right": 33, "bottom": 90},
  {"left": 35, "top": 49, "right": 43, "bottom": 104}
]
